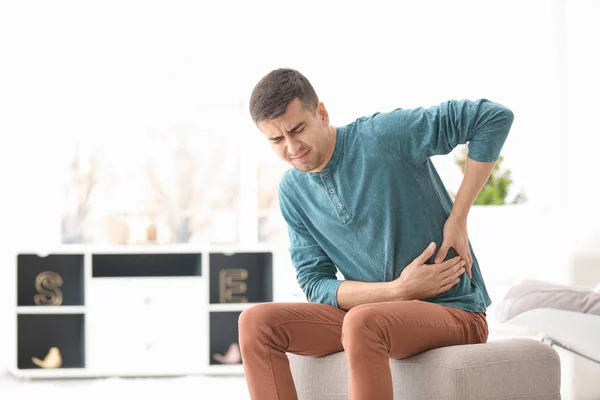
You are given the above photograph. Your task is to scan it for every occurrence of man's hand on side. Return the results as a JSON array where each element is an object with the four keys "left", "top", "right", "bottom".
[
  {"left": 434, "top": 213, "right": 473, "bottom": 279},
  {"left": 391, "top": 242, "right": 466, "bottom": 300}
]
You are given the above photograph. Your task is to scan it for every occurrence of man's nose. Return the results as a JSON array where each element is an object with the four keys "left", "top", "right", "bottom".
[{"left": 287, "top": 137, "right": 302, "bottom": 155}]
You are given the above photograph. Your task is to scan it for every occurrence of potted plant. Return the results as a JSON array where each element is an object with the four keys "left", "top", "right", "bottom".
[{"left": 450, "top": 145, "right": 526, "bottom": 206}]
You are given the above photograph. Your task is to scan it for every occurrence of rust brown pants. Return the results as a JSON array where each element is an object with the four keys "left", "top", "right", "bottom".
[{"left": 238, "top": 300, "right": 488, "bottom": 400}]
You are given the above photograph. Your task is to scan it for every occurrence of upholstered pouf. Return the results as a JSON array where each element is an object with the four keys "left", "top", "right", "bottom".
[{"left": 288, "top": 338, "right": 561, "bottom": 400}]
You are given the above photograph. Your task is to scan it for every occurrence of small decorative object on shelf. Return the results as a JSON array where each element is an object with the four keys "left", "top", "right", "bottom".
[
  {"left": 213, "top": 343, "right": 241, "bottom": 365},
  {"left": 18, "top": 254, "right": 84, "bottom": 307},
  {"left": 12, "top": 245, "right": 275, "bottom": 379},
  {"left": 32, "top": 347, "right": 62, "bottom": 369},
  {"left": 210, "top": 252, "right": 273, "bottom": 304},
  {"left": 209, "top": 310, "right": 243, "bottom": 366},
  {"left": 219, "top": 268, "right": 249, "bottom": 303},
  {"left": 17, "top": 313, "right": 85, "bottom": 370},
  {"left": 34, "top": 271, "right": 64, "bottom": 306}
]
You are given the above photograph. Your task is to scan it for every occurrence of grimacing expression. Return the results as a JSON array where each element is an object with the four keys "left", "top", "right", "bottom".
[{"left": 258, "top": 98, "right": 332, "bottom": 173}]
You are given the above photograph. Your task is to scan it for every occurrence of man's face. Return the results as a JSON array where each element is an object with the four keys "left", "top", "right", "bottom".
[{"left": 257, "top": 97, "right": 332, "bottom": 173}]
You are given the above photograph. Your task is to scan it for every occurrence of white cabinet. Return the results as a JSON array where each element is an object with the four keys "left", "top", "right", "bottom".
[
  {"left": 86, "top": 277, "right": 206, "bottom": 375},
  {"left": 87, "top": 277, "right": 202, "bottom": 311},
  {"left": 10, "top": 244, "right": 274, "bottom": 379}
]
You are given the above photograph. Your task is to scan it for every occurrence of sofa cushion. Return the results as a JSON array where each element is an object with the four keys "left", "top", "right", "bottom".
[
  {"left": 495, "top": 280, "right": 600, "bottom": 323},
  {"left": 288, "top": 338, "right": 561, "bottom": 400}
]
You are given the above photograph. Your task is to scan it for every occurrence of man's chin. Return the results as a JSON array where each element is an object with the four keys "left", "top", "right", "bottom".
[
  {"left": 290, "top": 161, "right": 314, "bottom": 172},
  {"left": 293, "top": 165, "right": 312, "bottom": 172}
]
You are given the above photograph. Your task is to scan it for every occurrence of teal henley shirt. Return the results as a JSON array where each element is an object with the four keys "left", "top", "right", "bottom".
[{"left": 278, "top": 99, "right": 514, "bottom": 312}]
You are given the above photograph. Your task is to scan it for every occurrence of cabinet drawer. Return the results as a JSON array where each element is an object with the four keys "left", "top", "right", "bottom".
[
  {"left": 88, "top": 277, "right": 203, "bottom": 310},
  {"left": 87, "top": 309, "right": 205, "bottom": 373}
]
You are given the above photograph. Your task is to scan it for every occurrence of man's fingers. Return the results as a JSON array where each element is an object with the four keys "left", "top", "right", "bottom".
[
  {"left": 441, "top": 268, "right": 464, "bottom": 286},
  {"left": 467, "top": 259, "right": 473, "bottom": 279},
  {"left": 470, "top": 255, "right": 473, "bottom": 278},
  {"left": 462, "top": 252, "right": 472, "bottom": 279},
  {"left": 434, "top": 242, "right": 450, "bottom": 263},
  {"left": 440, "top": 260, "right": 466, "bottom": 279},
  {"left": 457, "top": 248, "right": 473, "bottom": 279},
  {"left": 438, "top": 278, "right": 460, "bottom": 294},
  {"left": 436, "top": 256, "right": 462, "bottom": 271},
  {"left": 440, "top": 265, "right": 466, "bottom": 293},
  {"left": 418, "top": 242, "right": 436, "bottom": 263}
]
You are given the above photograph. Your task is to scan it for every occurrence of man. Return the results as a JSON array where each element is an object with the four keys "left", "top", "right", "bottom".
[{"left": 239, "top": 68, "right": 514, "bottom": 400}]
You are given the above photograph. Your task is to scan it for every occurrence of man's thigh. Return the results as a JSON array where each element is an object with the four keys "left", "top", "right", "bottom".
[
  {"left": 239, "top": 301, "right": 347, "bottom": 357},
  {"left": 343, "top": 300, "right": 487, "bottom": 359}
]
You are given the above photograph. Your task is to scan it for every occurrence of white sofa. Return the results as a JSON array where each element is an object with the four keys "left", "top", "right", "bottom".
[
  {"left": 497, "top": 248, "right": 600, "bottom": 400},
  {"left": 288, "top": 338, "right": 561, "bottom": 400}
]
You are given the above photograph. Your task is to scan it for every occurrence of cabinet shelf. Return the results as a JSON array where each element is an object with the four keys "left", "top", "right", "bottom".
[
  {"left": 204, "top": 364, "right": 245, "bottom": 375},
  {"left": 209, "top": 252, "right": 273, "bottom": 304},
  {"left": 17, "top": 253, "right": 85, "bottom": 306},
  {"left": 93, "top": 253, "right": 202, "bottom": 277},
  {"left": 209, "top": 311, "right": 242, "bottom": 366},
  {"left": 17, "top": 306, "right": 86, "bottom": 314},
  {"left": 11, "top": 368, "right": 89, "bottom": 379},
  {"left": 17, "top": 314, "right": 85, "bottom": 370},
  {"left": 208, "top": 303, "right": 261, "bottom": 312}
]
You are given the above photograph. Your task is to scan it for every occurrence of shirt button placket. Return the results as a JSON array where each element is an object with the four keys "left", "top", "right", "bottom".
[{"left": 324, "top": 174, "right": 344, "bottom": 216}]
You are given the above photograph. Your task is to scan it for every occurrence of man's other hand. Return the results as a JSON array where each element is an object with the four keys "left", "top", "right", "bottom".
[{"left": 434, "top": 214, "right": 473, "bottom": 279}]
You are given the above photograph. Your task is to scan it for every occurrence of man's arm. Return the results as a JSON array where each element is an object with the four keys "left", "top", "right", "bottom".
[
  {"left": 279, "top": 185, "right": 343, "bottom": 307},
  {"left": 432, "top": 156, "right": 497, "bottom": 273},
  {"left": 451, "top": 156, "right": 496, "bottom": 220},
  {"left": 336, "top": 280, "right": 406, "bottom": 311},
  {"left": 364, "top": 98, "right": 515, "bottom": 166},
  {"left": 338, "top": 243, "right": 466, "bottom": 310}
]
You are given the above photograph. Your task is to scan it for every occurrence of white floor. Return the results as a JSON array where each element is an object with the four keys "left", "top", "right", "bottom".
[
  {"left": 0, "top": 368, "right": 251, "bottom": 400},
  {"left": 2, "top": 348, "right": 600, "bottom": 400},
  {"left": 1, "top": 317, "right": 597, "bottom": 400}
]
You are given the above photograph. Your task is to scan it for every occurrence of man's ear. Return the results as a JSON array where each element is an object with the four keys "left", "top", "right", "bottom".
[{"left": 317, "top": 101, "right": 329, "bottom": 125}]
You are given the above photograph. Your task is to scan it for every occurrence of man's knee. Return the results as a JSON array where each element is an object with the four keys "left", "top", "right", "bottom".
[
  {"left": 238, "top": 302, "right": 284, "bottom": 343},
  {"left": 341, "top": 304, "right": 383, "bottom": 348}
]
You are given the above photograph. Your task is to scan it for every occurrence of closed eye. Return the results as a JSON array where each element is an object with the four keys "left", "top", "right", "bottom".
[{"left": 270, "top": 127, "right": 305, "bottom": 144}]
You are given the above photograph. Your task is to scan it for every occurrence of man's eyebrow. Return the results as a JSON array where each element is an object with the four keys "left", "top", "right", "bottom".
[
  {"left": 269, "top": 122, "right": 305, "bottom": 141},
  {"left": 286, "top": 122, "right": 304, "bottom": 133}
]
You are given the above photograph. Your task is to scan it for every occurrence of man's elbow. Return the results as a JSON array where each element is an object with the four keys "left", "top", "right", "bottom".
[
  {"left": 495, "top": 103, "right": 515, "bottom": 128},
  {"left": 301, "top": 278, "right": 336, "bottom": 306},
  {"left": 503, "top": 107, "right": 515, "bottom": 126}
]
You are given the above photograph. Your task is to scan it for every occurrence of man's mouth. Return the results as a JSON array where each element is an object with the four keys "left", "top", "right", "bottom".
[{"left": 291, "top": 150, "right": 309, "bottom": 162}]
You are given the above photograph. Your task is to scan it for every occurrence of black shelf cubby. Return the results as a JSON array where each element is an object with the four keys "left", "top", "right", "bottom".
[
  {"left": 17, "top": 314, "right": 85, "bottom": 369},
  {"left": 209, "top": 252, "right": 273, "bottom": 304},
  {"left": 92, "top": 253, "right": 202, "bottom": 277},
  {"left": 17, "top": 254, "right": 84, "bottom": 307},
  {"left": 209, "top": 311, "right": 242, "bottom": 365}
]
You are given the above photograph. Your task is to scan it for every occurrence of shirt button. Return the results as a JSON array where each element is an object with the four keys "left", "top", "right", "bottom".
[
  {"left": 324, "top": 176, "right": 329, "bottom": 180},
  {"left": 336, "top": 203, "right": 342, "bottom": 209},
  {"left": 329, "top": 189, "right": 334, "bottom": 194}
]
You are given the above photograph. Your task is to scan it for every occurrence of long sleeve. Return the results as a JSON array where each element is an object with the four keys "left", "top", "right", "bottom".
[
  {"left": 278, "top": 184, "right": 343, "bottom": 307},
  {"left": 363, "top": 99, "right": 514, "bottom": 166}
]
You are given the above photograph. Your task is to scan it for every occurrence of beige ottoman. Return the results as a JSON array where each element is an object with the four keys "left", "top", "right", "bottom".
[{"left": 288, "top": 338, "right": 561, "bottom": 400}]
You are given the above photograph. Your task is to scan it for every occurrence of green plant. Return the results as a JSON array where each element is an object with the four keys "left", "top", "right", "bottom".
[{"left": 451, "top": 146, "right": 527, "bottom": 205}]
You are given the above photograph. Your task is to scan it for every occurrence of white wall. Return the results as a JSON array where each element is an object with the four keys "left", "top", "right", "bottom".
[
  {"left": 564, "top": 0, "right": 600, "bottom": 248},
  {"left": 0, "top": 0, "right": 574, "bottom": 235}
]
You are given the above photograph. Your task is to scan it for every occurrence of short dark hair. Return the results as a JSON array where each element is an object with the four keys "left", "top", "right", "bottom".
[{"left": 249, "top": 68, "right": 319, "bottom": 124}]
